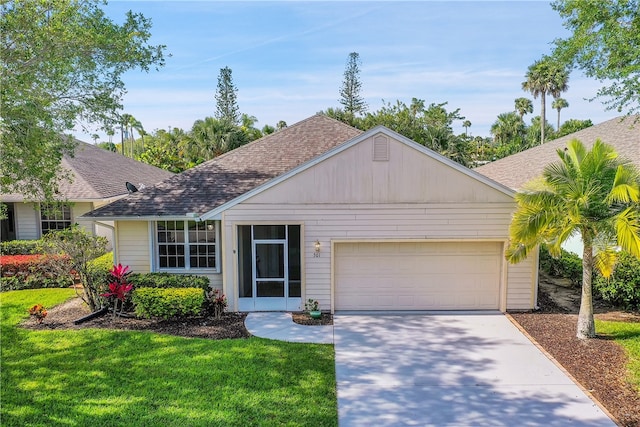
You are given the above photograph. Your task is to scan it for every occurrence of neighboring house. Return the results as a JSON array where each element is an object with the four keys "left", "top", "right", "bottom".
[
  {"left": 475, "top": 115, "right": 639, "bottom": 256},
  {"left": 81, "top": 115, "right": 537, "bottom": 313},
  {"left": 0, "top": 139, "right": 174, "bottom": 247},
  {"left": 476, "top": 116, "right": 640, "bottom": 190}
]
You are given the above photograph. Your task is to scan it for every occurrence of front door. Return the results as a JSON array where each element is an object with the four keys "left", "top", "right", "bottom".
[{"left": 238, "top": 225, "right": 301, "bottom": 311}]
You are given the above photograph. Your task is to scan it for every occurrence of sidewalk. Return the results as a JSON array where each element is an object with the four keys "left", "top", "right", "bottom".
[{"left": 244, "top": 312, "right": 334, "bottom": 344}]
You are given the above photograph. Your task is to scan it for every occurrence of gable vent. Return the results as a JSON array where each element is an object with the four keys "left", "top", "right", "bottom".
[{"left": 372, "top": 135, "right": 389, "bottom": 161}]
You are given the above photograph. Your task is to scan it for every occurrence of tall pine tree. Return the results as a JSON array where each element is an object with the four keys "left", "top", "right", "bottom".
[
  {"left": 215, "top": 66, "right": 240, "bottom": 125},
  {"left": 339, "top": 52, "right": 367, "bottom": 119}
]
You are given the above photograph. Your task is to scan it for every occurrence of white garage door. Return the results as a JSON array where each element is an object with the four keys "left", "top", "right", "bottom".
[{"left": 335, "top": 242, "right": 502, "bottom": 310}]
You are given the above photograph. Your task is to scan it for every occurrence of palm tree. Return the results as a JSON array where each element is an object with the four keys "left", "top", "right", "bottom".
[
  {"left": 462, "top": 120, "right": 471, "bottom": 136},
  {"left": 552, "top": 97, "right": 569, "bottom": 131},
  {"left": 514, "top": 97, "right": 533, "bottom": 120},
  {"left": 522, "top": 56, "right": 569, "bottom": 145},
  {"left": 506, "top": 139, "right": 640, "bottom": 339},
  {"left": 490, "top": 112, "right": 525, "bottom": 145}
]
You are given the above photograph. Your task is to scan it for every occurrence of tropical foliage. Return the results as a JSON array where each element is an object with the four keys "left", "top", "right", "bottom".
[{"left": 506, "top": 139, "right": 640, "bottom": 338}]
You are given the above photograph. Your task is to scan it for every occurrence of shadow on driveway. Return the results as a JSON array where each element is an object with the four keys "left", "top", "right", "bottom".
[{"left": 334, "top": 313, "right": 616, "bottom": 427}]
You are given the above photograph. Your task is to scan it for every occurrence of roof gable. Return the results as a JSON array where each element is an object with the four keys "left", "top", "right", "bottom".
[
  {"left": 83, "top": 115, "right": 363, "bottom": 219},
  {"left": 475, "top": 116, "right": 640, "bottom": 190},
  {"left": 239, "top": 129, "right": 514, "bottom": 208}
]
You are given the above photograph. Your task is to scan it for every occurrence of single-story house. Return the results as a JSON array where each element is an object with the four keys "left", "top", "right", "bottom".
[
  {"left": 0, "top": 139, "right": 173, "bottom": 246},
  {"left": 475, "top": 115, "right": 639, "bottom": 257},
  {"left": 81, "top": 114, "right": 537, "bottom": 313}
]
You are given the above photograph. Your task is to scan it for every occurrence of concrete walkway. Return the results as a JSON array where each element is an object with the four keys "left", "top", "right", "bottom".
[{"left": 244, "top": 312, "right": 334, "bottom": 344}]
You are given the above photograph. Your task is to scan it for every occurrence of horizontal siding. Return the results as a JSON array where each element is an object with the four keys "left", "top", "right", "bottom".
[
  {"left": 506, "top": 256, "right": 536, "bottom": 310},
  {"left": 223, "top": 202, "right": 536, "bottom": 312},
  {"left": 15, "top": 202, "right": 39, "bottom": 240},
  {"left": 116, "top": 221, "right": 150, "bottom": 273}
]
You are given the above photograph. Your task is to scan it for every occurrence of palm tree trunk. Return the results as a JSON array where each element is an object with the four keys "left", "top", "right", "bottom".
[
  {"left": 540, "top": 93, "right": 546, "bottom": 145},
  {"left": 577, "top": 236, "right": 596, "bottom": 339},
  {"left": 557, "top": 109, "right": 561, "bottom": 132}
]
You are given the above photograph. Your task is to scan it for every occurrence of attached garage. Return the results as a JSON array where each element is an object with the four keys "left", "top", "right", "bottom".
[{"left": 334, "top": 241, "right": 503, "bottom": 311}]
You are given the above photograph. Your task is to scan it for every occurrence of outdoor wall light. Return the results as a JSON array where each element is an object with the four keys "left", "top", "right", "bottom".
[{"left": 314, "top": 240, "right": 321, "bottom": 257}]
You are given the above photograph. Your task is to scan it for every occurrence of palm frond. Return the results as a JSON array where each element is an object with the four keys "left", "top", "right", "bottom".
[{"left": 615, "top": 207, "right": 640, "bottom": 258}]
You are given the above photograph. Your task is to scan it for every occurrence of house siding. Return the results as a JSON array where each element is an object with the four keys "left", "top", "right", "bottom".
[
  {"left": 220, "top": 131, "right": 533, "bottom": 312},
  {"left": 14, "top": 203, "right": 39, "bottom": 240},
  {"left": 113, "top": 220, "right": 222, "bottom": 290}
]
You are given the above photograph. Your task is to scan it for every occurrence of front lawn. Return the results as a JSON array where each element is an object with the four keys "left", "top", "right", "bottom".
[
  {"left": 1, "top": 289, "right": 337, "bottom": 427},
  {"left": 596, "top": 319, "right": 640, "bottom": 391}
]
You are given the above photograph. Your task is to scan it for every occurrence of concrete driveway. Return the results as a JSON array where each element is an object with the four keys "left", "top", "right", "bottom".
[{"left": 333, "top": 313, "right": 616, "bottom": 427}]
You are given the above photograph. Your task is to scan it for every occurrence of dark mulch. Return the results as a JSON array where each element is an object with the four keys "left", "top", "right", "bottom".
[
  {"left": 23, "top": 298, "right": 250, "bottom": 340},
  {"left": 291, "top": 312, "right": 333, "bottom": 325},
  {"left": 510, "top": 285, "right": 640, "bottom": 426}
]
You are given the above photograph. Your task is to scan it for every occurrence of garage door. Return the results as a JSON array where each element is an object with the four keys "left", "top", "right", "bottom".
[{"left": 334, "top": 242, "right": 502, "bottom": 310}]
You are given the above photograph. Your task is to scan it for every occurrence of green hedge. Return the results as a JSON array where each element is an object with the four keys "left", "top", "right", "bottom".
[
  {"left": 594, "top": 252, "right": 640, "bottom": 311},
  {"left": 128, "top": 272, "right": 209, "bottom": 290},
  {"left": 132, "top": 287, "right": 205, "bottom": 319},
  {"left": 0, "top": 240, "right": 42, "bottom": 255}
]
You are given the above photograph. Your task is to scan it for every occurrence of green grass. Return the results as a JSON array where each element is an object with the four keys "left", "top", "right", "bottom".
[
  {"left": 596, "top": 319, "right": 640, "bottom": 391},
  {"left": 1, "top": 289, "right": 337, "bottom": 427}
]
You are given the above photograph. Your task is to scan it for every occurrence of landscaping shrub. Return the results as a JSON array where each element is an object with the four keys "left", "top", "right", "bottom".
[
  {"left": 42, "top": 226, "right": 108, "bottom": 311},
  {"left": 594, "top": 252, "right": 640, "bottom": 311},
  {"left": 539, "top": 245, "right": 583, "bottom": 286},
  {"left": 128, "top": 272, "right": 210, "bottom": 290},
  {"left": 0, "top": 239, "right": 41, "bottom": 255},
  {"left": 132, "top": 287, "right": 205, "bottom": 319},
  {"left": 0, "top": 254, "right": 71, "bottom": 291}
]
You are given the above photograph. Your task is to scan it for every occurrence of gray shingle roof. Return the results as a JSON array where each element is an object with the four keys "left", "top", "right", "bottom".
[
  {"left": 1, "top": 139, "right": 174, "bottom": 202},
  {"left": 83, "top": 114, "right": 363, "bottom": 218},
  {"left": 475, "top": 116, "right": 640, "bottom": 190}
]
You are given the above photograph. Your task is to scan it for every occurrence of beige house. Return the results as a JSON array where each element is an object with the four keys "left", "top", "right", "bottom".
[
  {"left": 1, "top": 140, "right": 173, "bottom": 246},
  {"left": 81, "top": 115, "right": 537, "bottom": 313}
]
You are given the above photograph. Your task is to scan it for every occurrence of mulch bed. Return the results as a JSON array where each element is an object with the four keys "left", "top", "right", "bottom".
[{"left": 509, "top": 290, "right": 640, "bottom": 427}]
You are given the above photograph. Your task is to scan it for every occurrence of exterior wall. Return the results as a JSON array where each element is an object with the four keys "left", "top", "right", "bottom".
[
  {"left": 115, "top": 221, "right": 151, "bottom": 272},
  {"left": 223, "top": 203, "right": 531, "bottom": 312},
  {"left": 113, "top": 220, "right": 223, "bottom": 290},
  {"left": 221, "top": 132, "right": 534, "bottom": 312},
  {"left": 14, "top": 202, "right": 39, "bottom": 240},
  {"left": 72, "top": 202, "right": 96, "bottom": 235}
]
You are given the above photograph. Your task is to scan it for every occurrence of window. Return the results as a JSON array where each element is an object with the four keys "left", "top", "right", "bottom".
[
  {"left": 156, "top": 220, "right": 217, "bottom": 270},
  {"left": 40, "top": 204, "right": 72, "bottom": 235}
]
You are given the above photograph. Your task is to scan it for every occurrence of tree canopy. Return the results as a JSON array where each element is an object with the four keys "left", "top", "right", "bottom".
[
  {"left": 506, "top": 139, "right": 640, "bottom": 338},
  {"left": 1, "top": 0, "right": 166, "bottom": 200},
  {"left": 551, "top": 0, "right": 640, "bottom": 115},
  {"left": 339, "top": 52, "right": 367, "bottom": 121}
]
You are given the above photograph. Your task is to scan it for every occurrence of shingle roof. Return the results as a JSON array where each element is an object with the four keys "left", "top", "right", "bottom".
[
  {"left": 475, "top": 116, "right": 640, "bottom": 190},
  {"left": 1, "top": 139, "right": 174, "bottom": 202},
  {"left": 83, "top": 114, "right": 363, "bottom": 218}
]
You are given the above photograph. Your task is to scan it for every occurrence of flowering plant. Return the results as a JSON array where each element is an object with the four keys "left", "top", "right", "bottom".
[
  {"left": 207, "top": 289, "right": 227, "bottom": 319},
  {"left": 29, "top": 304, "right": 48, "bottom": 324},
  {"left": 100, "top": 264, "right": 133, "bottom": 318},
  {"left": 304, "top": 298, "right": 320, "bottom": 312}
]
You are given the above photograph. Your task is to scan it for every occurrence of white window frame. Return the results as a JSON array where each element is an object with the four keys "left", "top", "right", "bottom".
[
  {"left": 39, "top": 203, "right": 72, "bottom": 235},
  {"left": 154, "top": 220, "right": 220, "bottom": 272}
]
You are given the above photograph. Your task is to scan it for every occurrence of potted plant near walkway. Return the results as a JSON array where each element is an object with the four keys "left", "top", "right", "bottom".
[{"left": 305, "top": 299, "right": 322, "bottom": 319}]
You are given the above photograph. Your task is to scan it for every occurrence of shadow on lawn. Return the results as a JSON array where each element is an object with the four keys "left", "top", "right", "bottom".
[{"left": 2, "top": 323, "right": 337, "bottom": 427}]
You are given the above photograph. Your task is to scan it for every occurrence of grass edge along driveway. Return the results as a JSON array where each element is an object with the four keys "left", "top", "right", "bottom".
[{"left": 0, "top": 289, "right": 337, "bottom": 427}]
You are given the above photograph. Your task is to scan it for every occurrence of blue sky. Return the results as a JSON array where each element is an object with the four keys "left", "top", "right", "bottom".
[{"left": 78, "top": 1, "right": 618, "bottom": 142}]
